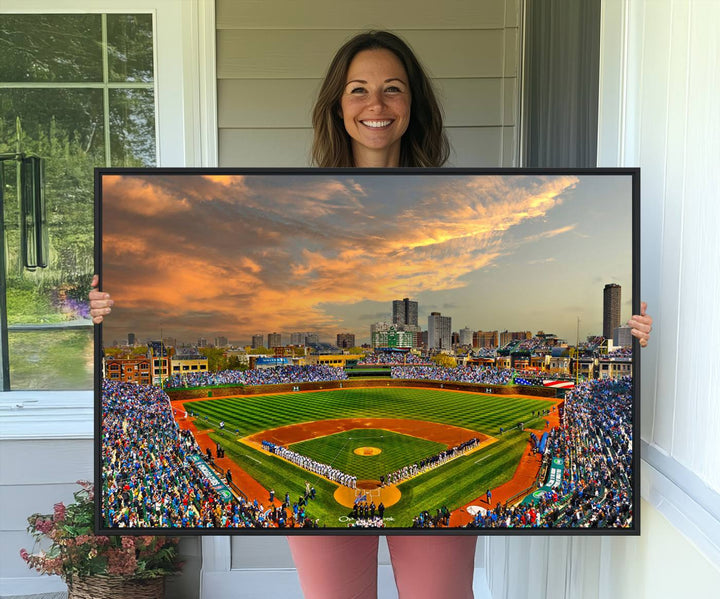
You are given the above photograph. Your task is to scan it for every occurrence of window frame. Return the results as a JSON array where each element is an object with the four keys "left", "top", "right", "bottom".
[
  {"left": 0, "top": 1, "right": 216, "bottom": 427},
  {"left": 2, "top": 0, "right": 218, "bottom": 167}
]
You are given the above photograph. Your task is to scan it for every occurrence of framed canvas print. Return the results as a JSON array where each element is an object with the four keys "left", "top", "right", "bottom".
[{"left": 95, "top": 167, "right": 639, "bottom": 535}]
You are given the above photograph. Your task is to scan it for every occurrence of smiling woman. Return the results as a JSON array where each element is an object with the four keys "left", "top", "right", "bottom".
[
  {"left": 339, "top": 49, "right": 412, "bottom": 167},
  {"left": 311, "top": 31, "right": 448, "bottom": 168}
]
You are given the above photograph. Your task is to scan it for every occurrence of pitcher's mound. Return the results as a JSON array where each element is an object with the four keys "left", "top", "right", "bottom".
[
  {"left": 334, "top": 481, "right": 402, "bottom": 508},
  {"left": 353, "top": 446, "right": 382, "bottom": 456}
]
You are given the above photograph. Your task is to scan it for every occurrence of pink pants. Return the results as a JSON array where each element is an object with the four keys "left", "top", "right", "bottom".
[{"left": 287, "top": 535, "right": 477, "bottom": 599}]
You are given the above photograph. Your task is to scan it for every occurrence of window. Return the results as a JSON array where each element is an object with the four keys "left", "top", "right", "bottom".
[{"left": 0, "top": 12, "right": 156, "bottom": 390}]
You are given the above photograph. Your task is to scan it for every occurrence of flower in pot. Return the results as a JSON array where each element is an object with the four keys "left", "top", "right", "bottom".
[{"left": 20, "top": 480, "right": 182, "bottom": 598}]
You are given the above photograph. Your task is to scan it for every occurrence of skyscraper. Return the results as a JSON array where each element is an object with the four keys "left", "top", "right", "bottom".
[
  {"left": 336, "top": 333, "right": 355, "bottom": 349},
  {"left": 499, "top": 330, "right": 532, "bottom": 347},
  {"left": 290, "top": 332, "right": 305, "bottom": 345},
  {"left": 267, "top": 332, "right": 282, "bottom": 348},
  {"left": 603, "top": 284, "right": 622, "bottom": 339},
  {"left": 459, "top": 327, "right": 473, "bottom": 346},
  {"left": 613, "top": 325, "right": 632, "bottom": 348},
  {"left": 127, "top": 333, "right": 135, "bottom": 346},
  {"left": 251, "top": 334, "right": 264, "bottom": 349},
  {"left": 393, "top": 298, "right": 418, "bottom": 327},
  {"left": 428, "top": 312, "right": 451, "bottom": 350},
  {"left": 473, "top": 330, "right": 498, "bottom": 348}
]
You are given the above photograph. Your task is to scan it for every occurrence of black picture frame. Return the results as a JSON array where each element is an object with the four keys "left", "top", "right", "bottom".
[{"left": 94, "top": 167, "right": 640, "bottom": 536}]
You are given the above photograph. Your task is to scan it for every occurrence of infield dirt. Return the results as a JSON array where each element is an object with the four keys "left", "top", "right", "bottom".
[{"left": 243, "top": 417, "right": 495, "bottom": 448}]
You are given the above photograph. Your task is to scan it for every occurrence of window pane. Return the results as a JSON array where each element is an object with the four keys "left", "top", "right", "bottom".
[
  {"left": 8, "top": 329, "right": 93, "bottom": 390},
  {"left": 109, "top": 89, "right": 156, "bottom": 166},
  {"left": 107, "top": 14, "right": 154, "bottom": 83},
  {"left": 1, "top": 92, "right": 96, "bottom": 390},
  {"left": 0, "top": 89, "right": 106, "bottom": 166},
  {"left": 1, "top": 88, "right": 102, "bottom": 282},
  {"left": 1, "top": 12, "right": 156, "bottom": 390},
  {"left": 0, "top": 14, "right": 103, "bottom": 82}
]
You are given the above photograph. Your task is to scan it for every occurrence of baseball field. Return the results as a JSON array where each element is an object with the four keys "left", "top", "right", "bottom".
[{"left": 175, "top": 385, "right": 559, "bottom": 528}]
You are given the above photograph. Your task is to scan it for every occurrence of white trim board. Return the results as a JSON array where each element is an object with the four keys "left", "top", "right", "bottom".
[
  {"left": 641, "top": 443, "right": 720, "bottom": 569},
  {"left": 0, "top": 392, "right": 93, "bottom": 440}
]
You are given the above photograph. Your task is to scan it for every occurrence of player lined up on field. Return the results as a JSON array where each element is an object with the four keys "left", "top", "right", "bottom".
[{"left": 262, "top": 441, "right": 358, "bottom": 489}]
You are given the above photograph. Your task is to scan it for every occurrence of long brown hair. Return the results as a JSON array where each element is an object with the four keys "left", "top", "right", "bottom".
[{"left": 311, "top": 31, "right": 449, "bottom": 168}]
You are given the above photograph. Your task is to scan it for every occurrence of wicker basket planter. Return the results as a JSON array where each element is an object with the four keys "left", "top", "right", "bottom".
[{"left": 67, "top": 575, "right": 164, "bottom": 599}]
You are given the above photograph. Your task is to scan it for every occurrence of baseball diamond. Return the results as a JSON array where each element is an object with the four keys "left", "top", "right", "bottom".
[{"left": 173, "top": 385, "right": 559, "bottom": 527}]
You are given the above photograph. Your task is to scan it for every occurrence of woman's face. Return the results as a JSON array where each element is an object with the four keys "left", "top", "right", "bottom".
[{"left": 340, "top": 48, "right": 411, "bottom": 166}]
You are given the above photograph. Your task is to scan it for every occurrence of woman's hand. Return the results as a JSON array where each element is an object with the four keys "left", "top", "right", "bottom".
[
  {"left": 628, "top": 301, "right": 652, "bottom": 348},
  {"left": 89, "top": 274, "right": 113, "bottom": 324}
]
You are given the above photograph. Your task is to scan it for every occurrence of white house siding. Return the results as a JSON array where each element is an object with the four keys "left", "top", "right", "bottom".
[{"left": 216, "top": 0, "right": 521, "bottom": 167}]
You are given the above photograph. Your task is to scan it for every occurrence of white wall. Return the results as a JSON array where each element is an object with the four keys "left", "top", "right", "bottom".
[{"left": 597, "top": 0, "right": 720, "bottom": 556}]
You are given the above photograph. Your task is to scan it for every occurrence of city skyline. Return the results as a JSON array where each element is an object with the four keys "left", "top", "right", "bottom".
[{"left": 101, "top": 172, "right": 634, "bottom": 345}]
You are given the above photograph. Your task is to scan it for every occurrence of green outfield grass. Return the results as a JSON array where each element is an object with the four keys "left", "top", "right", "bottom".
[
  {"left": 289, "top": 429, "right": 447, "bottom": 480},
  {"left": 183, "top": 387, "right": 552, "bottom": 437},
  {"left": 186, "top": 387, "right": 554, "bottom": 527}
]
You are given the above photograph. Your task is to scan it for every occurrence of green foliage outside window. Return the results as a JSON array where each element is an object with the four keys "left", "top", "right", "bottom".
[{"left": 0, "top": 13, "right": 155, "bottom": 390}]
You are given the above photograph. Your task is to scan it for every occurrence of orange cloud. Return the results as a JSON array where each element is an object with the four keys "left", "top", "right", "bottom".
[
  {"left": 104, "top": 173, "right": 582, "bottom": 340},
  {"left": 103, "top": 175, "right": 191, "bottom": 216},
  {"left": 201, "top": 174, "right": 246, "bottom": 187}
]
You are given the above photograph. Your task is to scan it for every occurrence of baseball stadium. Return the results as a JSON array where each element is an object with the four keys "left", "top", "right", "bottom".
[{"left": 100, "top": 358, "right": 633, "bottom": 532}]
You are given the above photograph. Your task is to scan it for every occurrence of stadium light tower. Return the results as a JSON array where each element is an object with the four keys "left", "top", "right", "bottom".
[{"left": 576, "top": 317, "right": 580, "bottom": 385}]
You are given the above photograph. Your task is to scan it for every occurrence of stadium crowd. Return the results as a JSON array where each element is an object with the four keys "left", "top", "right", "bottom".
[
  {"left": 411, "top": 506, "right": 452, "bottom": 528},
  {"left": 101, "top": 380, "right": 313, "bottom": 528},
  {"left": 392, "top": 364, "right": 572, "bottom": 387},
  {"left": 465, "top": 376, "right": 633, "bottom": 529},
  {"left": 391, "top": 365, "right": 514, "bottom": 385},
  {"left": 163, "top": 362, "right": 577, "bottom": 393},
  {"left": 606, "top": 347, "right": 632, "bottom": 358},
  {"left": 471, "top": 348, "right": 497, "bottom": 359},
  {"left": 165, "top": 365, "right": 348, "bottom": 389},
  {"left": 357, "top": 352, "right": 431, "bottom": 366}
]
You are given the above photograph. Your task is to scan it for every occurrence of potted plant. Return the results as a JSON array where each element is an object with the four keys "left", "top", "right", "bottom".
[{"left": 20, "top": 480, "right": 182, "bottom": 599}]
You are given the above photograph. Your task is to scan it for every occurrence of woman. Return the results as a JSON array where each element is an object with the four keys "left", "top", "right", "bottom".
[{"left": 90, "top": 31, "right": 653, "bottom": 599}]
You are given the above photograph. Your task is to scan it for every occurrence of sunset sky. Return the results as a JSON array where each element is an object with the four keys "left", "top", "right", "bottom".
[{"left": 100, "top": 171, "right": 634, "bottom": 346}]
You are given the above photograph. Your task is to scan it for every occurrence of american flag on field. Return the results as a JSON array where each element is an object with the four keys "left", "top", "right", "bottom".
[
  {"left": 543, "top": 380, "right": 575, "bottom": 389},
  {"left": 354, "top": 494, "right": 367, "bottom": 504}
]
